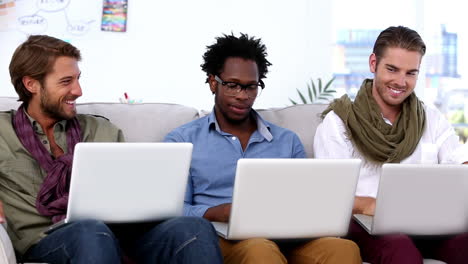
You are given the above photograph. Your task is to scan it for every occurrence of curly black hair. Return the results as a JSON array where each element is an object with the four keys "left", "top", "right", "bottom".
[{"left": 201, "top": 32, "right": 272, "bottom": 84}]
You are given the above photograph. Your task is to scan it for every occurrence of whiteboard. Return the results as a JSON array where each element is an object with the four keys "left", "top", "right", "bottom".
[{"left": 0, "top": 0, "right": 334, "bottom": 109}]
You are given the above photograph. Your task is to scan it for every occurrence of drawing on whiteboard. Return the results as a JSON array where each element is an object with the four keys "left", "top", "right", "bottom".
[
  {"left": 17, "top": 14, "right": 47, "bottom": 33},
  {"left": 16, "top": 0, "right": 95, "bottom": 36},
  {"left": 36, "top": 0, "right": 70, "bottom": 12}
]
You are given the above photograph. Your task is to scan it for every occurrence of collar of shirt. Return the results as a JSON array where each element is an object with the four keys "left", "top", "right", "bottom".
[
  {"left": 22, "top": 108, "right": 67, "bottom": 135},
  {"left": 206, "top": 109, "right": 273, "bottom": 142},
  {"left": 381, "top": 113, "right": 393, "bottom": 125}
]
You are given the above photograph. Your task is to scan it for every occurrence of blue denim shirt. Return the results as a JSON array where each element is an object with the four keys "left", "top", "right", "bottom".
[{"left": 164, "top": 110, "right": 306, "bottom": 217}]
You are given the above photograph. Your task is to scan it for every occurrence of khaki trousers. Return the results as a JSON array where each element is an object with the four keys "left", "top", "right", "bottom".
[{"left": 219, "top": 237, "right": 361, "bottom": 264}]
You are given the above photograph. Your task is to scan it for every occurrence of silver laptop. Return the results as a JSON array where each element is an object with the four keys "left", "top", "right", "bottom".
[
  {"left": 212, "top": 158, "right": 361, "bottom": 240},
  {"left": 354, "top": 164, "right": 468, "bottom": 235},
  {"left": 46, "top": 142, "right": 192, "bottom": 233}
]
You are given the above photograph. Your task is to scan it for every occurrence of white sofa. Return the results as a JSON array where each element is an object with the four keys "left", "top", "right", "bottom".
[{"left": 0, "top": 96, "right": 445, "bottom": 264}]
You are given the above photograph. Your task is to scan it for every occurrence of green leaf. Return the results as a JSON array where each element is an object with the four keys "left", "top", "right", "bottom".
[
  {"left": 307, "top": 83, "right": 314, "bottom": 102},
  {"left": 318, "top": 78, "right": 323, "bottom": 93},
  {"left": 311, "top": 80, "right": 317, "bottom": 101},
  {"left": 289, "top": 77, "right": 336, "bottom": 105},
  {"left": 297, "top": 89, "right": 307, "bottom": 104},
  {"left": 323, "top": 77, "right": 335, "bottom": 92}
]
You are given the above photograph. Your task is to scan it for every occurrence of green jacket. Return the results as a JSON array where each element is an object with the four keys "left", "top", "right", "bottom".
[{"left": 0, "top": 110, "right": 124, "bottom": 255}]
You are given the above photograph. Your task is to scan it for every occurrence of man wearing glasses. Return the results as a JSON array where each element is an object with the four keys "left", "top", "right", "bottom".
[{"left": 164, "top": 33, "right": 361, "bottom": 264}]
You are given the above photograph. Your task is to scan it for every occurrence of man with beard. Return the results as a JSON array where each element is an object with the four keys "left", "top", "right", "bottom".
[
  {"left": 0, "top": 35, "right": 222, "bottom": 264},
  {"left": 314, "top": 26, "right": 468, "bottom": 264},
  {"left": 164, "top": 33, "right": 361, "bottom": 264}
]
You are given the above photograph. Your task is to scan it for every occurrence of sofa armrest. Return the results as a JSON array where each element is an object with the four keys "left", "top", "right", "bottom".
[{"left": 0, "top": 223, "right": 17, "bottom": 264}]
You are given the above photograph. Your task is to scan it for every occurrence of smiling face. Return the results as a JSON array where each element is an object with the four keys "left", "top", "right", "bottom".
[
  {"left": 27, "top": 56, "right": 82, "bottom": 122},
  {"left": 370, "top": 47, "right": 422, "bottom": 114},
  {"left": 209, "top": 57, "right": 259, "bottom": 125}
]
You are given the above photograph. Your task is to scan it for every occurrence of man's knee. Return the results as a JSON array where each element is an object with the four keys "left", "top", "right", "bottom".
[
  {"left": 227, "top": 238, "right": 286, "bottom": 264},
  {"left": 69, "top": 219, "right": 117, "bottom": 245},
  {"left": 169, "top": 216, "right": 214, "bottom": 232},
  {"left": 292, "top": 237, "right": 361, "bottom": 263},
  {"left": 36, "top": 219, "right": 120, "bottom": 262},
  {"left": 161, "top": 216, "right": 217, "bottom": 240},
  {"left": 241, "top": 238, "right": 281, "bottom": 254},
  {"left": 321, "top": 237, "right": 360, "bottom": 257},
  {"left": 381, "top": 234, "right": 417, "bottom": 252},
  {"left": 73, "top": 219, "right": 111, "bottom": 233},
  {"left": 378, "top": 234, "right": 421, "bottom": 261}
]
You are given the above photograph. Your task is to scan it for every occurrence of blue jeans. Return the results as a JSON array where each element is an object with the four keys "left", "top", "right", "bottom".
[{"left": 23, "top": 217, "right": 222, "bottom": 264}]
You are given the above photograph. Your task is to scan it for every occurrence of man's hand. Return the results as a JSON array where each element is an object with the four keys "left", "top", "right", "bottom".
[
  {"left": 203, "top": 203, "right": 232, "bottom": 222},
  {"left": 353, "top": 196, "right": 376, "bottom": 216},
  {"left": 0, "top": 201, "right": 5, "bottom": 224},
  {"left": 463, "top": 162, "right": 468, "bottom": 164}
]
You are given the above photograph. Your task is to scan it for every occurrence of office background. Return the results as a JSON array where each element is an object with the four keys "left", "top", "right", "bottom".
[{"left": 1, "top": 0, "right": 467, "bottom": 133}]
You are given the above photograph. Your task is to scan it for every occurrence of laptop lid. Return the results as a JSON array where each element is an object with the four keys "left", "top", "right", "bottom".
[
  {"left": 371, "top": 164, "right": 468, "bottom": 235},
  {"left": 220, "top": 158, "right": 361, "bottom": 240},
  {"left": 65, "top": 142, "right": 192, "bottom": 223}
]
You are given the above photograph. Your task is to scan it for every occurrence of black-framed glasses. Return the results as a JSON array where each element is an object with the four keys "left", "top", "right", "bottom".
[{"left": 214, "top": 75, "right": 264, "bottom": 98}]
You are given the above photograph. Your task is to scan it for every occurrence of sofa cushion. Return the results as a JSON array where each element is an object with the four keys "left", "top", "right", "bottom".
[
  {"left": 76, "top": 103, "right": 199, "bottom": 142},
  {"left": 257, "top": 104, "right": 327, "bottom": 158},
  {"left": 0, "top": 97, "right": 20, "bottom": 111}
]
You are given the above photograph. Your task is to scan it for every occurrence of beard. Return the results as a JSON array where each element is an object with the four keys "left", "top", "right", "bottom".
[
  {"left": 374, "top": 79, "right": 409, "bottom": 107},
  {"left": 40, "top": 88, "right": 76, "bottom": 120}
]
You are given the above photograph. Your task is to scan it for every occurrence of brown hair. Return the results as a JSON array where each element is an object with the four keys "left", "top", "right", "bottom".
[
  {"left": 9, "top": 35, "right": 81, "bottom": 103},
  {"left": 373, "top": 26, "right": 426, "bottom": 64}
]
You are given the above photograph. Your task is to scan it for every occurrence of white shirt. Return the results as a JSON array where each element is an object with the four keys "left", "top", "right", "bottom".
[{"left": 313, "top": 104, "right": 468, "bottom": 198}]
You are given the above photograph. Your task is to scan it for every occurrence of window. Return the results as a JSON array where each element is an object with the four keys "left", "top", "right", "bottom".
[{"left": 332, "top": 0, "right": 468, "bottom": 142}]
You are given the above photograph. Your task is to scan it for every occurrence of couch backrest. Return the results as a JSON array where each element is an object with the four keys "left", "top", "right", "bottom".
[
  {"left": 257, "top": 104, "right": 327, "bottom": 158},
  {"left": 77, "top": 103, "right": 199, "bottom": 142},
  {"left": 0, "top": 97, "right": 19, "bottom": 111},
  {"left": 0, "top": 97, "right": 326, "bottom": 157},
  {"left": 0, "top": 97, "right": 200, "bottom": 142}
]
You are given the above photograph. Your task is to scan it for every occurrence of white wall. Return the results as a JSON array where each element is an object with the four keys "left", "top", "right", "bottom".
[{"left": 0, "top": 0, "right": 333, "bottom": 109}]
